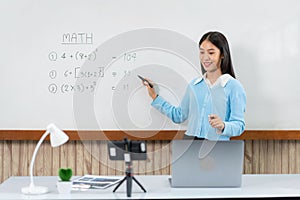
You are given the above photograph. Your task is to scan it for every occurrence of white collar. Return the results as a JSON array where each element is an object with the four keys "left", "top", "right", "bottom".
[{"left": 193, "top": 73, "right": 233, "bottom": 87}]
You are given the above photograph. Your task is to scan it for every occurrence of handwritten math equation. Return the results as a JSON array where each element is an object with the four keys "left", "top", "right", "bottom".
[{"left": 47, "top": 32, "right": 138, "bottom": 94}]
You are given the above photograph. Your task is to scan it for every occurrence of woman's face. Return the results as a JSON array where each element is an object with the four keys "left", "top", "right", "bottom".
[{"left": 199, "top": 40, "right": 222, "bottom": 73}]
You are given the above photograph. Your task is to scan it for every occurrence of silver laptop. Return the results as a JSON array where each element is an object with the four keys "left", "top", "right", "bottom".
[{"left": 170, "top": 139, "right": 244, "bottom": 188}]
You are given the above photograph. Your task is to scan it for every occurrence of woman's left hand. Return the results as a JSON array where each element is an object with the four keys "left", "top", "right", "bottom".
[{"left": 208, "top": 114, "right": 225, "bottom": 134}]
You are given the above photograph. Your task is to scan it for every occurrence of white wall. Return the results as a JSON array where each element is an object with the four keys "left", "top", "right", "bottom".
[{"left": 0, "top": 0, "right": 299, "bottom": 130}]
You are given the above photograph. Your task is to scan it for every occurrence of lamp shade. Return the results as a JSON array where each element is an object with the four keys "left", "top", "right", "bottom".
[{"left": 47, "top": 123, "right": 69, "bottom": 147}]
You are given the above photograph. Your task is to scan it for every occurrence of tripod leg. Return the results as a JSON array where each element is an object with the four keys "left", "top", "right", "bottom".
[
  {"left": 113, "top": 176, "right": 126, "bottom": 193},
  {"left": 132, "top": 176, "right": 147, "bottom": 192},
  {"left": 126, "top": 174, "right": 132, "bottom": 197}
]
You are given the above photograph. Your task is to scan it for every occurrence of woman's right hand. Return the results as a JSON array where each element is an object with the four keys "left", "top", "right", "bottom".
[{"left": 142, "top": 78, "right": 157, "bottom": 100}]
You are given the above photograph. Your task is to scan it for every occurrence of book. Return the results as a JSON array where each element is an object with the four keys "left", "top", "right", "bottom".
[{"left": 72, "top": 175, "right": 121, "bottom": 189}]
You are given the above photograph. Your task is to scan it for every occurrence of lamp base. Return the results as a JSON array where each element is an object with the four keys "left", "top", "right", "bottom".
[{"left": 21, "top": 185, "right": 49, "bottom": 195}]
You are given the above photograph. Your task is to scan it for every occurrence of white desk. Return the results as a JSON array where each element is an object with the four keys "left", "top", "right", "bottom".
[{"left": 1, "top": 175, "right": 300, "bottom": 199}]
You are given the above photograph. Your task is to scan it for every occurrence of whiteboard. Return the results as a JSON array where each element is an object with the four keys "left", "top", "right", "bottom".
[{"left": 0, "top": 0, "right": 300, "bottom": 130}]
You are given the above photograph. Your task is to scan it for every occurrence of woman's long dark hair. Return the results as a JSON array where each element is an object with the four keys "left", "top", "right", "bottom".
[{"left": 199, "top": 31, "right": 236, "bottom": 78}]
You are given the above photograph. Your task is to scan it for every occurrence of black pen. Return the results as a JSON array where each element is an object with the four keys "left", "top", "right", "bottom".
[{"left": 137, "top": 75, "right": 153, "bottom": 88}]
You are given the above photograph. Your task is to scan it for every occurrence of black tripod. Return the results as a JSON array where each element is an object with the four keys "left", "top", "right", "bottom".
[{"left": 113, "top": 153, "right": 146, "bottom": 197}]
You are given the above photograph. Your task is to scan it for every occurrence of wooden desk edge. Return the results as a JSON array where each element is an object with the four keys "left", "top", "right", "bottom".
[{"left": 1, "top": 130, "right": 300, "bottom": 140}]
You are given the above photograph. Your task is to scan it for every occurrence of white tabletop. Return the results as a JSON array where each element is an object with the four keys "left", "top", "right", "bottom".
[{"left": 1, "top": 174, "right": 300, "bottom": 199}]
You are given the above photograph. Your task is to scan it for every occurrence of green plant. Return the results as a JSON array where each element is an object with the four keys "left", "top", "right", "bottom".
[{"left": 58, "top": 168, "right": 73, "bottom": 181}]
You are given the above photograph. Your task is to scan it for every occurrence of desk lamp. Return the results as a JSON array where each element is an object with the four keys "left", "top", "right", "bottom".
[{"left": 21, "top": 123, "right": 69, "bottom": 194}]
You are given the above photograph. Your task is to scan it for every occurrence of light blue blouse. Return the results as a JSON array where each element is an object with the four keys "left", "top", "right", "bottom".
[{"left": 151, "top": 74, "right": 246, "bottom": 141}]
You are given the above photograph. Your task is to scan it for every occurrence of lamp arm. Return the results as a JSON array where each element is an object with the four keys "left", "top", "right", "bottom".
[{"left": 29, "top": 130, "right": 50, "bottom": 187}]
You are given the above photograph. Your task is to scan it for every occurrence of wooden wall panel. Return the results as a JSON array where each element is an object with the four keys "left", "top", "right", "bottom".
[
  {"left": 296, "top": 142, "right": 300, "bottom": 173},
  {"left": 91, "top": 140, "right": 100, "bottom": 175},
  {"left": 274, "top": 140, "right": 282, "bottom": 173},
  {"left": 243, "top": 140, "right": 252, "bottom": 174},
  {"left": 11, "top": 141, "right": 20, "bottom": 177},
  {"left": 1, "top": 140, "right": 300, "bottom": 183},
  {"left": 52, "top": 142, "right": 60, "bottom": 176},
  {"left": 3, "top": 141, "right": 12, "bottom": 182},
  {"left": 44, "top": 142, "right": 52, "bottom": 176},
  {"left": 281, "top": 140, "right": 289, "bottom": 173},
  {"left": 0, "top": 141, "right": 3, "bottom": 181},
  {"left": 145, "top": 141, "right": 154, "bottom": 175},
  {"left": 75, "top": 141, "right": 84, "bottom": 176},
  {"left": 266, "top": 140, "right": 275, "bottom": 174},
  {"left": 35, "top": 141, "right": 44, "bottom": 176}
]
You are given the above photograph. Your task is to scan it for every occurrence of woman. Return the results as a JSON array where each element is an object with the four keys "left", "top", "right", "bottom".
[{"left": 142, "top": 31, "right": 246, "bottom": 141}]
